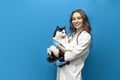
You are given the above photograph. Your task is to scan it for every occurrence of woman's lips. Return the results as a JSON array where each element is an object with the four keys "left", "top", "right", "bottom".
[{"left": 73, "top": 22, "right": 80, "bottom": 26}]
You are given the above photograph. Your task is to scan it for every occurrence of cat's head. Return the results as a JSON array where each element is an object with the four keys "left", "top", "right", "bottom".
[{"left": 53, "top": 26, "right": 66, "bottom": 39}]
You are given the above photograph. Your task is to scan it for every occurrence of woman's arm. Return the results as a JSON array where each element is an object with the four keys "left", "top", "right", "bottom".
[
  {"left": 58, "top": 45, "right": 66, "bottom": 53},
  {"left": 64, "top": 32, "right": 91, "bottom": 61}
]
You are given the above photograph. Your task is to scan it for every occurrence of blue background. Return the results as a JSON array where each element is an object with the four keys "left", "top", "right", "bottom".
[{"left": 0, "top": 0, "right": 120, "bottom": 80}]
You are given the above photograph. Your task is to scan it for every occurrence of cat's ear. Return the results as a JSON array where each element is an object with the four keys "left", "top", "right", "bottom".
[
  {"left": 56, "top": 26, "right": 59, "bottom": 29},
  {"left": 63, "top": 26, "right": 66, "bottom": 29},
  {"left": 53, "top": 26, "right": 59, "bottom": 37},
  {"left": 56, "top": 26, "right": 60, "bottom": 31}
]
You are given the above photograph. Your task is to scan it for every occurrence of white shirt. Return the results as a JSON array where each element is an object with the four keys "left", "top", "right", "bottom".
[{"left": 56, "top": 31, "right": 91, "bottom": 80}]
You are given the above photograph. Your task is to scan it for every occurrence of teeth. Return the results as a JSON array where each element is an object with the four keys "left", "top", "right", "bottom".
[
  {"left": 74, "top": 22, "right": 79, "bottom": 25},
  {"left": 75, "top": 24, "right": 79, "bottom": 26},
  {"left": 73, "top": 22, "right": 81, "bottom": 26}
]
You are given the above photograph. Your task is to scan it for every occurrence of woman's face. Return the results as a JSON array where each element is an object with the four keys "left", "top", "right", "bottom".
[{"left": 71, "top": 12, "right": 83, "bottom": 29}]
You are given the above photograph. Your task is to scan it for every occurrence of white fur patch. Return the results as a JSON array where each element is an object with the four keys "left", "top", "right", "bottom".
[
  {"left": 47, "top": 45, "right": 59, "bottom": 58},
  {"left": 53, "top": 28, "right": 74, "bottom": 51}
]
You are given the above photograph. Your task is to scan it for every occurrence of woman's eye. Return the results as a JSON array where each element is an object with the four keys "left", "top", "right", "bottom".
[
  {"left": 72, "top": 18, "right": 75, "bottom": 20},
  {"left": 77, "top": 17, "right": 82, "bottom": 19},
  {"left": 72, "top": 17, "right": 82, "bottom": 21}
]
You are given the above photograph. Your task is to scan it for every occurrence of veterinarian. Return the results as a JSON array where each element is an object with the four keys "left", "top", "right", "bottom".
[{"left": 53, "top": 9, "right": 92, "bottom": 80}]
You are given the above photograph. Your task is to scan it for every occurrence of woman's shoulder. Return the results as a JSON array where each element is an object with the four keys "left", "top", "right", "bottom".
[
  {"left": 80, "top": 31, "right": 91, "bottom": 38},
  {"left": 81, "top": 31, "right": 91, "bottom": 36},
  {"left": 68, "top": 31, "right": 91, "bottom": 38},
  {"left": 76, "top": 31, "right": 91, "bottom": 44}
]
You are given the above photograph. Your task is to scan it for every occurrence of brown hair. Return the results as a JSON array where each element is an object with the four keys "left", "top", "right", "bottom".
[{"left": 69, "top": 9, "right": 91, "bottom": 34}]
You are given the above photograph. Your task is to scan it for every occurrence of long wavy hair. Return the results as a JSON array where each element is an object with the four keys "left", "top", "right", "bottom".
[{"left": 69, "top": 9, "right": 91, "bottom": 35}]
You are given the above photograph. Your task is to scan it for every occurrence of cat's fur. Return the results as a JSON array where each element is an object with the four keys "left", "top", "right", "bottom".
[
  {"left": 53, "top": 26, "right": 68, "bottom": 47},
  {"left": 47, "top": 26, "right": 68, "bottom": 62}
]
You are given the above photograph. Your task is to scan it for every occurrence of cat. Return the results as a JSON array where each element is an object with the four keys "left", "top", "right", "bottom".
[
  {"left": 53, "top": 26, "right": 73, "bottom": 51},
  {"left": 53, "top": 26, "right": 68, "bottom": 47},
  {"left": 47, "top": 26, "right": 69, "bottom": 64}
]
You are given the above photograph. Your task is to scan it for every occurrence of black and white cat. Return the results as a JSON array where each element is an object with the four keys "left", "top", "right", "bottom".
[
  {"left": 47, "top": 26, "right": 69, "bottom": 63},
  {"left": 53, "top": 26, "right": 68, "bottom": 47}
]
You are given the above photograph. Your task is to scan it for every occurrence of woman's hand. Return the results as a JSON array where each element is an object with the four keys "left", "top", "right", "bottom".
[{"left": 54, "top": 57, "right": 68, "bottom": 67}]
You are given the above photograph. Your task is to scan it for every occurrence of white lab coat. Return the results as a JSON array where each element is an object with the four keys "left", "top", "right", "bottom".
[{"left": 56, "top": 31, "right": 91, "bottom": 80}]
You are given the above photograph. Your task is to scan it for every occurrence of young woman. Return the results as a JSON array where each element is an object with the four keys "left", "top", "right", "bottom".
[{"left": 54, "top": 9, "right": 92, "bottom": 80}]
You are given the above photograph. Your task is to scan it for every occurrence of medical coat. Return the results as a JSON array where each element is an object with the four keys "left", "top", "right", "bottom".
[{"left": 56, "top": 31, "right": 91, "bottom": 80}]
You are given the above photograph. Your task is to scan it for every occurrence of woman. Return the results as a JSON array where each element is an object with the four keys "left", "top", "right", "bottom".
[{"left": 54, "top": 9, "right": 92, "bottom": 80}]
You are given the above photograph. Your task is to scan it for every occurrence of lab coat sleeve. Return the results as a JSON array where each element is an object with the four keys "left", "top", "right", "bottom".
[{"left": 64, "top": 32, "right": 91, "bottom": 61}]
